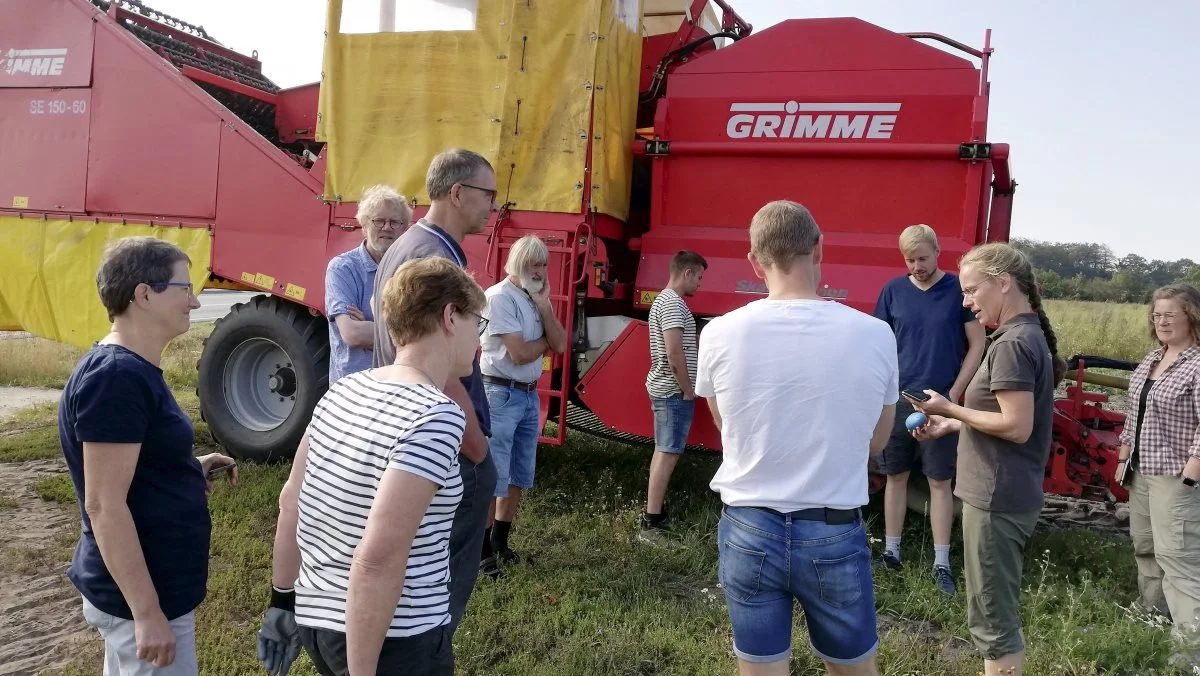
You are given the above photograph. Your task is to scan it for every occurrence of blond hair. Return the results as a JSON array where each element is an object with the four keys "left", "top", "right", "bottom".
[
  {"left": 959, "top": 243, "right": 1066, "bottom": 384},
  {"left": 504, "top": 235, "right": 549, "bottom": 277},
  {"left": 1148, "top": 283, "right": 1200, "bottom": 346},
  {"left": 381, "top": 257, "right": 486, "bottom": 348},
  {"left": 899, "top": 224, "right": 939, "bottom": 255},
  {"left": 749, "top": 200, "right": 821, "bottom": 270}
]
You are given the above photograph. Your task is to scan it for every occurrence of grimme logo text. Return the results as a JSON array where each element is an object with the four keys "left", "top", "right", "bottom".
[{"left": 726, "top": 102, "right": 900, "bottom": 140}]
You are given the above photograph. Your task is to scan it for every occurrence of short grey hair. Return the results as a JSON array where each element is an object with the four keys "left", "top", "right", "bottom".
[
  {"left": 355, "top": 184, "right": 411, "bottom": 226},
  {"left": 426, "top": 148, "right": 494, "bottom": 200},
  {"left": 749, "top": 200, "right": 821, "bottom": 270},
  {"left": 96, "top": 236, "right": 191, "bottom": 321},
  {"left": 504, "top": 235, "right": 549, "bottom": 277}
]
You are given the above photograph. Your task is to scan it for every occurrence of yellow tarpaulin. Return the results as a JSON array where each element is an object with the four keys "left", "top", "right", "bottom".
[
  {"left": 0, "top": 216, "right": 212, "bottom": 349},
  {"left": 317, "top": 0, "right": 643, "bottom": 221}
]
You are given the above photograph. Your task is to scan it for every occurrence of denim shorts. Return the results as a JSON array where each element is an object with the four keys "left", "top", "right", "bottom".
[
  {"left": 484, "top": 383, "right": 540, "bottom": 497},
  {"left": 649, "top": 393, "right": 694, "bottom": 453},
  {"left": 717, "top": 505, "right": 879, "bottom": 665}
]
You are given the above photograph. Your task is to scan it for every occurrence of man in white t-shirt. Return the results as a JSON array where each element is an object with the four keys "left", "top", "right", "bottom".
[{"left": 695, "top": 200, "right": 898, "bottom": 676}]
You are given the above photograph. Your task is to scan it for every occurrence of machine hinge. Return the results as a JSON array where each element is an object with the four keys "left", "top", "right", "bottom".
[
  {"left": 958, "top": 142, "right": 991, "bottom": 161},
  {"left": 644, "top": 139, "right": 670, "bottom": 156}
]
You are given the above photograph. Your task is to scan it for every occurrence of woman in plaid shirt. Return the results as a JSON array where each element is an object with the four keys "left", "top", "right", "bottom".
[{"left": 1115, "top": 282, "right": 1200, "bottom": 655}]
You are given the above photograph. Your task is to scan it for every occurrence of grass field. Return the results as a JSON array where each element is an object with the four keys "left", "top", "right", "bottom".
[
  {"left": 1042, "top": 299, "right": 1158, "bottom": 363},
  {"left": 0, "top": 300, "right": 1192, "bottom": 675}
]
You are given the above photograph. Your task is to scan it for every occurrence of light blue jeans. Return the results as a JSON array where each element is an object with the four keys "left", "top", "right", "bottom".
[{"left": 81, "top": 596, "right": 198, "bottom": 675}]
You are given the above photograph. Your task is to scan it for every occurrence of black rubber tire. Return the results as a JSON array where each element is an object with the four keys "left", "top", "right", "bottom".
[{"left": 196, "top": 295, "right": 329, "bottom": 463}]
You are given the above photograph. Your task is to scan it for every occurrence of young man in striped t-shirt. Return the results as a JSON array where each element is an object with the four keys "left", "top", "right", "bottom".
[
  {"left": 257, "top": 257, "right": 488, "bottom": 675},
  {"left": 639, "top": 250, "right": 707, "bottom": 546}
]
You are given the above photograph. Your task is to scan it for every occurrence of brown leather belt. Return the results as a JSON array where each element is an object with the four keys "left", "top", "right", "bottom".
[{"left": 482, "top": 374, "right": 537, "bottom": 392}]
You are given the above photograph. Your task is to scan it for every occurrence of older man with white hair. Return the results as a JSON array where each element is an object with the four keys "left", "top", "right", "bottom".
[
  {"left": 478, "top": 235, "right": 567, "bottom": 575},
  {"left": 325, "top": 184, "right": 411, "bottom": 385}
]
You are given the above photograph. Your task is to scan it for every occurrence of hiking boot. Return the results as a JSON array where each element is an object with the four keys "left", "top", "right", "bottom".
[
  {"left": 875, "top": 551, "right": 902, "bottom": 570},
  {"left": 932, "top": 565, "right": 956, "bottom": 595}
]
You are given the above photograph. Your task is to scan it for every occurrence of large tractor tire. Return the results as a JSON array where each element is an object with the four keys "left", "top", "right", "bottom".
[{"left": 197, "top": 295, "right": 329, "bottom": 463}]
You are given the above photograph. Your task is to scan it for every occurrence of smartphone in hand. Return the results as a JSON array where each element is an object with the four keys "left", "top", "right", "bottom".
[
  {"left": 207, "top": 462, "right": 237, "bottom": 477},
  {"left": 901, "top": 389, "right": 931, "bottom": 403}
]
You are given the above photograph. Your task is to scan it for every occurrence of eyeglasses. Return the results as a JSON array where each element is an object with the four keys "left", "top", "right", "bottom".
[
  {"left": 151, "top": 281, "right": 195, "bottom": 296},
  {"left": 459, "top": 183, "right": 497, "bottom": 203},
  {"left": 1152, "top": 312, "right": 1179, "bottom": 324},
  {"left": 369, "top": 217, "right": 407, "bottom": 229},
  {"left": 472, "top": 312, "right": 489, "bottom": 336}
]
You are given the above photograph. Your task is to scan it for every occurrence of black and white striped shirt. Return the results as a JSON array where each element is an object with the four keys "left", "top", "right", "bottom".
[
  {"left": 645, "top": 288, "right": 698, "bottom": 398},
  {"left": 293, "top": 370, "right": 465, "bottom": 637}
]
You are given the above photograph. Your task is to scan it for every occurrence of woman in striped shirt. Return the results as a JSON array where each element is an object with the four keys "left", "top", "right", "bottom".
[
  {"left": 1115, "top": 282, "right": 1200, "bottom": 657},
  {"left": 257, "top": 256, "right": 488, "bottom": 676}
]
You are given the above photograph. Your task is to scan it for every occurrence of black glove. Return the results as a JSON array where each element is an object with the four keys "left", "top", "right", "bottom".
[{"left": 256, "top": 586, "right": 301, "bottom": 675}]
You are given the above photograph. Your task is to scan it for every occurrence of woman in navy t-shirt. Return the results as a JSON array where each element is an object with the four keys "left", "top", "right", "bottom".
[{"left": 58, "top": 235, "right": 237, "bottom": 673}]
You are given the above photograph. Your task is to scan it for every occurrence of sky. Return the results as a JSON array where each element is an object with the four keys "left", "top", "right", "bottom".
[{"left": 141, "top": 0, "right": 1197, "bottom": 263}]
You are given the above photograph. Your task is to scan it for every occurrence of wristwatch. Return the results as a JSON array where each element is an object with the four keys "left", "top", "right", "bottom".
[{"left": 1184, "top": 476, "right": 1198, "bottom": 488}]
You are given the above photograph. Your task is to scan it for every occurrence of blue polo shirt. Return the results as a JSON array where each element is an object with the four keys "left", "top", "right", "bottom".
[
  {"left": 58, "top": 344, "right": 211, "bottom": 621},
  {"left": 325, "top": 241, "right": 378, "bottom": 385},
  {"left": 371, "top": 219, "right": 491, "bottom": 436},
  {"left": 872, "top": 271, "right": 976, "bottom": 395}
]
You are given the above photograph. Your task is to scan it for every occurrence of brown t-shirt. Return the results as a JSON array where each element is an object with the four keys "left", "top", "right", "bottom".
[{"left": 953, "top": 313, "right": 1055, "bottom": 513}]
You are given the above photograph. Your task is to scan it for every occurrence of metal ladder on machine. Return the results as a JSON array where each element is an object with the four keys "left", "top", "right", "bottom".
[{"left": 484, "top": 214, "right": 590, "bottom": 446}]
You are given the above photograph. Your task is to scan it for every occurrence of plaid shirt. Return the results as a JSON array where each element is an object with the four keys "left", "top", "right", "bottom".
[{"left": 1119, "top": 344, "right": 1200, "bottom": 475}]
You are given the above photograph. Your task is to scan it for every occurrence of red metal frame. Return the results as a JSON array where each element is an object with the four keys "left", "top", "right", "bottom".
[{"left": 1047, "top": 360, "right": 1130, "bottom": 504}]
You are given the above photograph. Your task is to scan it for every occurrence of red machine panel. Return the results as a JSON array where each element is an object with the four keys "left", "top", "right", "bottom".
[
  {"left": 634, "top": 17, "right": 995, "bottom": 317},
  {"left": 0, "top": 89, "right": 91, "bottom": 212},
  {"left": 578, "top": 320, "right": 721, "bottom": 449},
  {"left": 275, "top": 83, "right": 320, "bottom": 144},
  {"left": 211, "top": 125, "right": 331, "bottom": 311},
  {"left": 0, "top": 0, "right": 95, "bottom": 89},
  {"left": 85, "top": 23, "right": 219, "bottom": 219}
]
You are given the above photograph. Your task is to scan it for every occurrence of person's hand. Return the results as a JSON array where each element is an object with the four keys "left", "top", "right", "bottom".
[
  {"left": 910, "top": 414, "right": 957, "bottom": 441},
  {"left": 682, "top": 391, "right": 695, "bottom": 401},
  {"left": 948, "top": 385, "right": 964, "bottom": 405},
  {"left": 1183, "top": 457, "right": 1200, "bottom": 483},
  {"left": 198, "top": 453, "right": 238, "bottom": 493},
  {"left": 347, "top": 304, "right": 367, "bottom": 321},
  {"left": 910, "top": 389, "right": 952, "bottom": 417},
  {"left": 256, "top": 607, "right": 302, "bottom": 675},
  {"left": 134, "top": 610, "right": 176, "bottom": 667},
  {"left": 532, "top": 280, "right": 551, "bottom": 308}
]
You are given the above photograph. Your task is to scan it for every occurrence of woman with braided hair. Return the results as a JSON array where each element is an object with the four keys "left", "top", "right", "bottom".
[{"left": 909, "top": 242, "right": 1065, "bottom": 676}]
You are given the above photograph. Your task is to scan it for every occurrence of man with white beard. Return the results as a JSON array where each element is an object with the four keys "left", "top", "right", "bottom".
[{"left": 478, "top": 235, "right": 567, "bottom": 576}]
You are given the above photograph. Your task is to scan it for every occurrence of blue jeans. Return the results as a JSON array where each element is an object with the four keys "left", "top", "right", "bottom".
[
  {"left": 484, "top": 383, "right": 540, "bottom": 497},
  {"left": 717, "top": 505, "right": 879, "bottom": 665},
  {"left": 650, "top": 393, "right": 694, "bottom": 453}
]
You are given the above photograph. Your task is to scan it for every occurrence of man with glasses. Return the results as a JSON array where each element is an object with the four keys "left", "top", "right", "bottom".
[
  {"left": 325, "top": 184, "right": 412, "bottom": 385},
  {"left": 368, "top": 148, "right": 500, "bottom": 636}
]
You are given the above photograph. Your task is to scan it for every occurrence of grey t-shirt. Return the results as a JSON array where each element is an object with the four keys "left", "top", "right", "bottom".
[
  {"left": 480, "top": 278, "right": 545, "bottom": 384},
  {"left": 370, "top": 219, "right": 491, "bottom": 436},
  {"left": 954, "top": 313, "right": 1055, "bottom": 513}
]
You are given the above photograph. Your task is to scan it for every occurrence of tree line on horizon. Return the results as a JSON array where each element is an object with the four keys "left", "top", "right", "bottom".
[{"left": 1010, "top": 238, "right": 1200, "bottom": 304}]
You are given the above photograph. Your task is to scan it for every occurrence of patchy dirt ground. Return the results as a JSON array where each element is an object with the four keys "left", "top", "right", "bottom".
[
  {"left": 0, "top": 387, "right": 60, "bottom": 422},
  {"left": 0, "top": 460, "right": 93, "bottom": 676}
]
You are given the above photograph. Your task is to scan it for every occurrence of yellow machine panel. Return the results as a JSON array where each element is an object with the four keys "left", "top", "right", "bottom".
[
  {"left": 317, "top": 0, "right": 643, "bottom": 221},
  {"left": 0, "top": 217, "right": 212, "bottom": 349}
]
